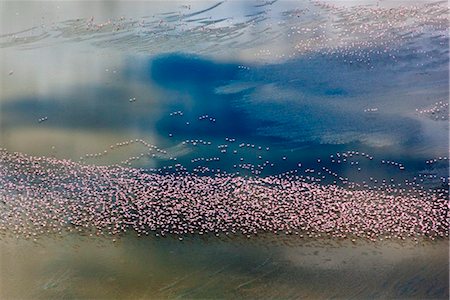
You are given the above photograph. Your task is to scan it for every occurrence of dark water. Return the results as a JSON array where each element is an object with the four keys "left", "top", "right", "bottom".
[{"left": 0, "top": 0, "right": 449, "bottom": 298}]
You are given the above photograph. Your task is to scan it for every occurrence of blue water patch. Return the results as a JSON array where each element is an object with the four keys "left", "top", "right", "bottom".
[
  {"left": 324, "top": 88, "right": 347, "bottom": 96},
  {"left": 2, "top": 48, "right": 448, "bottom": 182},
  {"left": 150, "top": 53, "right": 240, "bottom": 89}
]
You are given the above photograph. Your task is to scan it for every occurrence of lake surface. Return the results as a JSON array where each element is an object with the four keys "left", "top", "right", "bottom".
[
  {"left": 0, "top": 0, "right": 448, "bottom": 299},
  {"left": 1, "top": 234, "right": 448, "bottom": 299}
]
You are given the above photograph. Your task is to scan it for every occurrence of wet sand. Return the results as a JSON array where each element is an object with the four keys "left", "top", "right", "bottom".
[{"left": 1, "top": 234, "right": 448, "bottom": 299}]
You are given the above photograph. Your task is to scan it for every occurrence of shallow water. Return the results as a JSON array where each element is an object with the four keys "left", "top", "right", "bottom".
[
  {"left": 0, "top": 0, "right": 449, "bottom": 299},
  {"left": 1, "top": 234, "right": 448, "bottom": 299}
]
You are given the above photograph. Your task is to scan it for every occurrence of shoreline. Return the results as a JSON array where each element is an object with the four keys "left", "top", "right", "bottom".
[{"left": 1, "top": 228, "right": 448, "bottom": 247}]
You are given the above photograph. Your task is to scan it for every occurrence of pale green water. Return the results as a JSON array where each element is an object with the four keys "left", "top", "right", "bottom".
[{"left": 1, "top": 234, "right": 448, "bottom": 299}]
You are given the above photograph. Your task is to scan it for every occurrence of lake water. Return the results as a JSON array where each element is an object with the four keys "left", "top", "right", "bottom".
[
  {"left": 0, "top": 0, "right": 448, "bottom": 299},
  {"left": 1, "top": 234, "right": 448, "bottom": 299}
]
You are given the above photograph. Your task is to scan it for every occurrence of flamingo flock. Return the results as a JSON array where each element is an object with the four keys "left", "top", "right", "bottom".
[
  {"left": 0, "top": 1, "right": 448, "bottom": 244},
  {"left": 0, "top": 148, "right": 447, "bottom": 243},
  {"left": 416, "top": 100, "right": 449, "bottom": 121}
]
